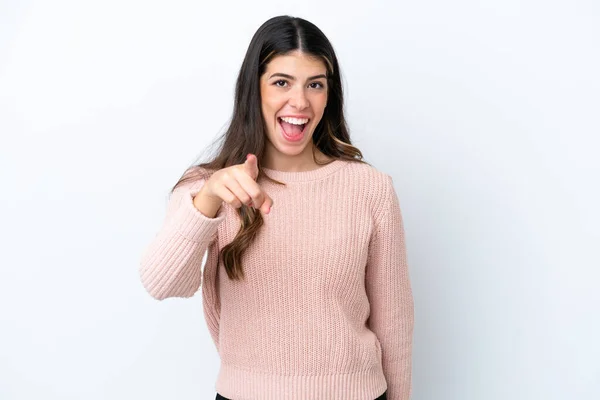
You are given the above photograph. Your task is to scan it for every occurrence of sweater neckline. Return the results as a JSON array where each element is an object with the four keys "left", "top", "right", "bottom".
[{"left": 260, "top": 159, "right": 346, "bottom": 182}]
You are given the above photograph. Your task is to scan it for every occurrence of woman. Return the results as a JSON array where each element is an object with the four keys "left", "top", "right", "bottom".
[{"left": 139, "top": 15, "right": 414, "bottom": 400}]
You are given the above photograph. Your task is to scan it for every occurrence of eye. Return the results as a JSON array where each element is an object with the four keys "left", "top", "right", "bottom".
[
  {"left": 310, "top": 82, "right": 325, "bottom": 89},
  {"left": 274, "top": 80, "right": 288, "bottom": 87}
]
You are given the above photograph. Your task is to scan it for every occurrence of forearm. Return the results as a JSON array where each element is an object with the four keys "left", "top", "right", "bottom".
[{"left": 139, "top": 180, "right": 225, "bottom": 300}]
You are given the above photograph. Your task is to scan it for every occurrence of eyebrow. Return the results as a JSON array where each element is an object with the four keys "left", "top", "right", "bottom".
[{"left": 269, "top": 73, "right": 327, "bottom": 81}]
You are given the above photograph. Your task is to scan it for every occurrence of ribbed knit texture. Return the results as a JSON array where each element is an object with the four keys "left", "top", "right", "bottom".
[{"left": 139, "top": 159, "right": 414, "bottom": 400}]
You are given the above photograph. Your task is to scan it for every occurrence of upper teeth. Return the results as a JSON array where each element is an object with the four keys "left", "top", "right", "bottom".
[{"left": 280, "top": 116, "right": 309, "bottom": 125}]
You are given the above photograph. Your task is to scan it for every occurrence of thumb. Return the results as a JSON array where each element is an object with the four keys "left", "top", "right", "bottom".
[{"left": 244, "top": 153, "right": 259, "bottom": 180}]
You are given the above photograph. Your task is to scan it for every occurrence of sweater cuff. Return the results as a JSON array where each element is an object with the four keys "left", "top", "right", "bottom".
[{"left": 170, "top": 186, "right": 225, "bottom": 243}]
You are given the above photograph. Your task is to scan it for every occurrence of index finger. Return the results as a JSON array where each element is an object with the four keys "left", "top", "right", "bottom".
[{"left": 232, "top": 168, "right": 274, "bottom": 213}]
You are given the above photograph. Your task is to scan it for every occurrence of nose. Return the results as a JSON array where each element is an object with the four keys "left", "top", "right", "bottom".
[{"left": 288, "top": 86, "right": 309, "bottom": 110}]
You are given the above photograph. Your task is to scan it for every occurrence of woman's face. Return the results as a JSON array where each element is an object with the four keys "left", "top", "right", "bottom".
[{"left": 259, "top": 50, "right": 328, "bottom": 163}]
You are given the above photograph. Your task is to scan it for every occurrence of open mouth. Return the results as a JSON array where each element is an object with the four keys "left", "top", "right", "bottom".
[{"left": 278, "top": 117, "right": 310, "bottom": 138}]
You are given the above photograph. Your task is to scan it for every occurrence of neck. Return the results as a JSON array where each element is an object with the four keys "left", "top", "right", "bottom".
[{"left": 262, "top": 146, "right": 332, "bottom": 172}]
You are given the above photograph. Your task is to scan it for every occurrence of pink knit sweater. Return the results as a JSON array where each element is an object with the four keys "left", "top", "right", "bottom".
[{"left": 139, "top": 159, "right": 414, "bottom": 400}]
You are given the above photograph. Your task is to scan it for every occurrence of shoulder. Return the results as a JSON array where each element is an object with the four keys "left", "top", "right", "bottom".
[
  {"left": 340, "top": 159, "right": 396, "bottom": 220},
  {"left": 342, "top": 159, "right": 394, "bottom": 195},
  {"left": 174, "top": 165, "right": 219, "bottom": 193}
]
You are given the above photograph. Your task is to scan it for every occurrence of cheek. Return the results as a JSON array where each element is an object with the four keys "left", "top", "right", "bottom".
[
  {"left": 262, "top": 92, "right": 284, "bottom": 115},
  {"left": 261, "top": 98, "right": 276, "bottom": 119},
  {"left": 313, "top": 91, "right": 328, "bottom": 106},
  {"left": 261, "top": 98, "right": 279, "bottom": 133},
  {"left": 261, "top": 86, "right": 276, "bottom": 107}
]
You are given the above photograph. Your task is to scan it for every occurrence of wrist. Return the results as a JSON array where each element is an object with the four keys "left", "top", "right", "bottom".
[{"left": 193, "top": 186, "right": 223, "bottom": 218}]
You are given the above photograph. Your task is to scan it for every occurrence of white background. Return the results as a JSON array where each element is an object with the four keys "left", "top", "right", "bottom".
[{"left": 1, "top": 0, "right": 598, "bottom": 399}]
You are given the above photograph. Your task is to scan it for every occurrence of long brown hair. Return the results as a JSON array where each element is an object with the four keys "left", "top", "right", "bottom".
[{"left": 171, "top": 15, "right": 369, "bottom": 281}]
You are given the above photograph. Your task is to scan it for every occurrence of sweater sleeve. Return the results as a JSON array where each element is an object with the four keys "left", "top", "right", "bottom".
[
  {"left": 138, "top": 178, "right": 225, "bottom": 300},
  {"left": 365, "top": 175, "right": 415, "bottom": 400}
]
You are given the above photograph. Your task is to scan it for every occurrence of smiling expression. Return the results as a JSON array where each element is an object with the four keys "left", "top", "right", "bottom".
[{"left": 260, "top": 50, "right": 329, "bottom": 159}]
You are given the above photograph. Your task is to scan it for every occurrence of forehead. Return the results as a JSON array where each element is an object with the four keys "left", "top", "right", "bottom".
[{"left": 263, "top": 52, "right": 327, "bottom": 76}]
